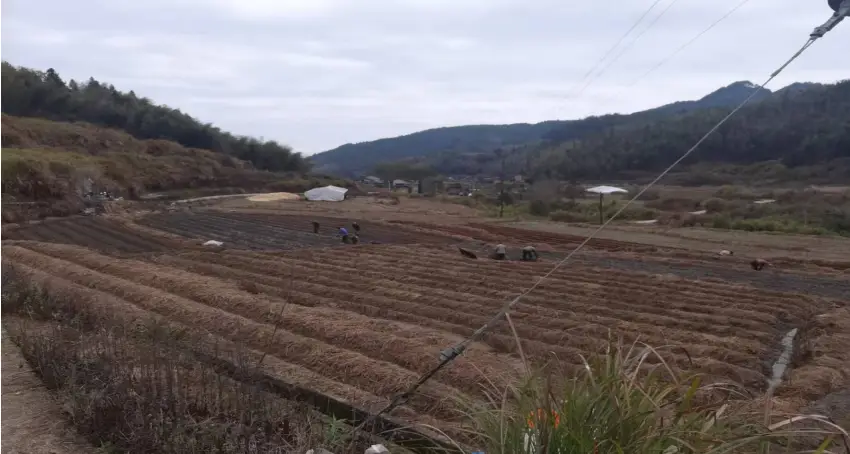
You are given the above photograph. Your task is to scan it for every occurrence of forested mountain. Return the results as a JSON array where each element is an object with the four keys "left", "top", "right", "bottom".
[
  {"left": 310, "top": 122, "right": 561, "bottom": 176},
  {"left": 528, "top": 79, "right": 850, "bottom": 181},
  {"left": 417, "top": 80, "right": 849, "bottom": 182},
  {"left": 310, "top": 81, "right": 784, "bottom": 177},
  {"left": 1, "top": 62, "right": 308, "bottom": 172}
]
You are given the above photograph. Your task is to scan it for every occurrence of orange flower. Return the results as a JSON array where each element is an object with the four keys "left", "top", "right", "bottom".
[{"left": 526, "top": 408, "right": 561, "bottom": 429}]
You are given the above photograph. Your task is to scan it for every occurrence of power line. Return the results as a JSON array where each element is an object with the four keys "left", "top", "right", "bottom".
[
  {"left": 565, "top": 0, "right": 666, "bottom": 99},
  {"left": 575, "top": 0, "right": 682, "bottom": 95},
  {"left": 624, "top": 0, "right": 753, "bottom": 88}
]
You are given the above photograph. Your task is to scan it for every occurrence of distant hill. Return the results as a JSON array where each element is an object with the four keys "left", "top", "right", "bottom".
[
  {"left": 527, "top": 79, "right": 850, "bottom": 183},
  {"left": 1, "top": 62, "right": 308, "bottom": 172},
  {"left": 310, "top": 122, "right": 561, "bottom": 177},
  {"left": 310, "top": 81, "right": 790, "bottom": 177}
]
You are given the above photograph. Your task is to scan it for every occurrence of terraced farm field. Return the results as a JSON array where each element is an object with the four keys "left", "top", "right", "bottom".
[
  {"left": 4, "top": 208, "right": 849, "bottom": 448},
  {"left": 4, "top": 236, "right": 847, "bottom": 435},
  {"left": 139, "top": 211, "right": 455, "bottom": 249},
  {"left": 1, "top": 217, "right": 177, "bottom": 253},
  {"left": 388, "top": 220, "right": 685, "bottom": 255}
]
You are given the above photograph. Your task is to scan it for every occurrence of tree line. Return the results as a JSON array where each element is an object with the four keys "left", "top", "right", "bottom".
[{"left": 1, "top": 62, "right": 309, "bottom": 172}]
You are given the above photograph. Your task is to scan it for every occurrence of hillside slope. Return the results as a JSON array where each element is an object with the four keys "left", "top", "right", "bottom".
[
  {"left": 1, "top": 115, "right": 339, "bottom": 222},
  {"left": 1, "top": 62, "right": 307, "bottom": 172},
  {"left": 311, "top": 81, "right": 776, "bottom": 176},
  {"left": 530, "top": 79, "right": 850, "bottom": 182}
]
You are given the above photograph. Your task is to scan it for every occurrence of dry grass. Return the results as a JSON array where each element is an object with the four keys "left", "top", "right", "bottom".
[
  {"left": 19, "top": 241, "right": 521, "bottom": 395},
  {"left": 1, "top": 330, "right": 90, "bottom": 454},
  {"left": 2, "top": 263, "right": 461, "bottom": 453},
  {"left": 2, "top": 261, "right": 419, "bottom": 419},
  {"left": 3, "top": 246, "right": 462, "bottom": 419},
  {"left": 1, "top": 269, "right": 368, "bottom": 454}
]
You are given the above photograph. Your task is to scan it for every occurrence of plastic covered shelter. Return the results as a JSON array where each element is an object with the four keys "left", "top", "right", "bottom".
[
  {"left": 304, "top": 185, "right": 348, "bottom": 202},
  {"left": 586, "top": 185, "right": 627, "bottom": 195},
  {"left": 586, "top": 185, "right": 627, "bottom": 225}
]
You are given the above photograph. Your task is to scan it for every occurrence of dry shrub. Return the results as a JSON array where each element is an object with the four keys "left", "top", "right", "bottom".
[
  {"left": 239, "top": 280, "right": 261, "bottom": 294},
  {"left": 0, "top": 265, "right": 375, "bottom": 454}
]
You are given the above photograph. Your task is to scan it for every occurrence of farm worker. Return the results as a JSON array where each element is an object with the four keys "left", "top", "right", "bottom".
[
  {"left": 750, "top": 258, "right": 769, "bottom": 271},
  {"left": 493, "top": 243, "right": 507, "bottom": 260},
  {"left": 312, "top": 221, "right": 320, "bottom": 234},
  {"left": 351, "top": 234, "right": 360, "bottom": 245},
  {"left": 339, "top": 226, "right": 350, "bottom": 244},
  {"left": 521, "top": 246, "right": 538, "bottom": 261},
  {"left": 352, "top": 221, "right": 361, "bottom": 233}
]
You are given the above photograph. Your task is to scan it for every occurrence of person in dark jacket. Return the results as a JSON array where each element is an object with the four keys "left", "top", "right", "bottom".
[
  {"left": 311, "top": 221, "right": 320, "bottom": 234},
  {"left": 750, "top": 258, "right": 769, "bottom": 271},
  {"left": 521, "top": 246, "right": 538, "bottom": 262},
  {"left": 352, "top": 221, "right": 361, "bottom": 233}
]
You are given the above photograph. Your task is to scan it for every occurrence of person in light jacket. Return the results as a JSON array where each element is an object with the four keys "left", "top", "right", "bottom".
[{"left": 493, "top": 244, "right": 507, "bottom": 260}]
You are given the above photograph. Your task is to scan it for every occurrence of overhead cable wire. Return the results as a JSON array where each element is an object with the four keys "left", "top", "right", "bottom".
[
  {"left": 354, "top": 20, "right": 840, "bottom": 435},
  {"left": 574, "top": 0, "right": 682, "bottom": 95},
  {"left": 565, "top": 0, "right": 666, "bottom": 99},
  {"left": 623, "top": 0, "right": 754, "bottom": 88}
]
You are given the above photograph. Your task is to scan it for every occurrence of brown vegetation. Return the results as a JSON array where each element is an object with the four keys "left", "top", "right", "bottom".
[
  {"left": 3, "top": 208, "right": 848, "bottom": 451},
  {"left": 1, "top": 115, "right": 348, "bottom": 222}
]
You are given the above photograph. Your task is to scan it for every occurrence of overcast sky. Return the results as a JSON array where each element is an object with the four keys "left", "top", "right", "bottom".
[{"left": 3, "top": 0, "right": 848, "bottom": 155}]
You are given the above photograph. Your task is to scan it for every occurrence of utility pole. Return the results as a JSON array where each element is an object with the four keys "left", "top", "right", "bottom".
[{"left": 496, "top": 148, "right": 506, "bottom": 218}]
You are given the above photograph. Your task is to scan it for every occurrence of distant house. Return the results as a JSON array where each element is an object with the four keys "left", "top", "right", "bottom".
[
  {"left": 360, "top": 175, "right": 384, "bottom": 186},
  {"left": 392, "top": 179, "right": 411, "bottom": 189},
  {"left": 445, "top": 182, "right": 465, "bottom": 195},
  {"left": 514, "top": 174, "right": 524, "bottom": 183}
]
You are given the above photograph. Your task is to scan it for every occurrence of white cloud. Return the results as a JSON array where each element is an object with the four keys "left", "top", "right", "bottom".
[{"left": 2, "top": 0, "right": 848, "bottom": 155}]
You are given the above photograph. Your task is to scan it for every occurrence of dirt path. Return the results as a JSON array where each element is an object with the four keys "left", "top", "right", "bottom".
[{"left": 1, "top": 330, "right": 91, "bottom": 454}]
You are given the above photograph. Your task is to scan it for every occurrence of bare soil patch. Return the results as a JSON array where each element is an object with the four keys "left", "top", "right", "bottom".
[{"left": 1, "top": 329, "right": 91, "bottom": 454}]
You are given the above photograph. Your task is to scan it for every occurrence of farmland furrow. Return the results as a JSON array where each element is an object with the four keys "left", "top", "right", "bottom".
[
  {"left": 209, "top": 258, "right": 597, "bottom": 360},
  {"left": 2, "top": 227, "right": 40, "bottom": 241},
  {"left": 209, "top": 250, "right": 769, "bottom": 356},
  {"left": 319, "top": 251, "right": 784, "bottom": 324},
  {"left": 204, "top": 213, "right": 455, "bottom": 244},
  {"left": 2, "top": 261, "right": 433, "bottom": 423},
  {"left": 143, "top": 215, "right": 332, "bottom": 249},
  {"left": 146, "top": 254, "right": 566, "bottom": 361},
  {"left": 577, "top": 254, "right": 850, "bottom": 300},
  {"left": 467, "top": 222, "right": 654, "bottom": 250},
  {"left": 278, "top": 250, "right": 790, "bottom": 339},
  {"left": 305, "top": 244, "right": 838, "bottom": 306},
  {"left": 249, "top": 251, "right": 773, "bottom": 347},
  {"left": 61, "top": 219, "right": 149, "bottom": 253},
  {"left": 73, "top": 218, "right": 169, "bottom": 252},
  {"left": 304, "top": 248, "right": 790, "bottom": 323},
  {"left": 145, "top": 217, "right": 265, "bottom": 247},
  {"left": 173, "top": 251, "right": 768, "bottom": 379},
  {"left": 19, "top": 242, "right": 524, "bottom": 394},
  {"left": 4, "top": 246, "right": 465, "bottom": 417},
  {"left": 34, "top": 221, "right": 83, "bottom": 246},
  {"left": 311, "top": 246, "right": 819, "bottom": 312}
]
